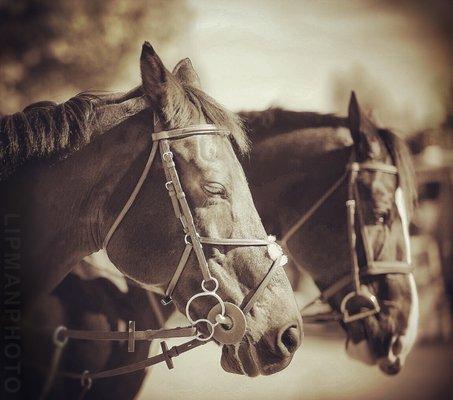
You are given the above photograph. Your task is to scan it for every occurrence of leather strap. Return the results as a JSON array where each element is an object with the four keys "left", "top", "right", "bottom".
[
  {"left": 151, "top": 124, "right": 229, "bottom": 141},
  {"left": 159, "top": 139, "right": 212, "bottom": 282},
  {"left": 199, "top": 237, "right": 272, "bottom": 246},
  {"left": 102, "top": 141, "right": 159, "bottom": 250},
  {"left": 54, "top": 339, "right": 205, "bottom": 381},
  {"left": 355, "top": 161, "right": 398, "bottom": 174},
  {"left": 292, "top": 159, "right": 413, "bottom": 324},
  {"left": 58, "top": 325, "right": 196, "bottom": 342},
  {"left": 280, "top": 171, "right": 348, "bottom": 247},
  {"left": 241, "top": 255, "right": 285, "bottom": 315},
  {"left": 163, "top": 244, "right": 193, "bottom": 302}
]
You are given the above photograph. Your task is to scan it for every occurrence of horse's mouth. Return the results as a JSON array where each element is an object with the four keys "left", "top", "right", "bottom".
[
  {"left": 344, "top": 317, "right": 404, "bottom": 375},
  {"left": 220, "top": 340, "right": 292, "bottom": 377},
  {"left": 221, "top": 342, "right": 259, "bottom": 376},
  {"left": 378, "top": 355, "right": 402, "bottom": 375}
]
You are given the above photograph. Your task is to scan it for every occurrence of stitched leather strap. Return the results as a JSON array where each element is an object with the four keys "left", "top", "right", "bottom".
[
  {"left": 103, "top": 140, "right": 159, "bottom": 250},
  {"left": 280, "top": 171, "right": 348, "bottom": 247},
  {"left": 199, "top": 237, "right": 272, "bottom": 246},
  {"left": 59, "top": 325, "right": 196, "bottom": 342},
  {"left": 151, "top": 124, "right": 229, "bottom": 141},
  {"left": 163, "top": 244, "right": 193, "bottom": 301},
  {"left": 55, "top": 339, "right": 205, "bottom": 381},
  {"left": 241, "top": 255, "right": 285, "bottom": 315}
]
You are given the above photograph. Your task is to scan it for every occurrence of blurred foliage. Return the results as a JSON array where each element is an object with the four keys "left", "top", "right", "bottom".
[{"left": 0, "top": 0, "right": 193, "bottom": 114}]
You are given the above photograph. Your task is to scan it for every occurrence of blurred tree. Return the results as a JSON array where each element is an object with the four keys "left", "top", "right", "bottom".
[{"left": 0, "top": 0, "right": 193, "bottom": 114}]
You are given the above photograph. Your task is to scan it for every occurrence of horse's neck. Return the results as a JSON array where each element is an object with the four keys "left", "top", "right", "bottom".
[
  {"left": 1, "top": 112, "right": 153, "bottom": 304},
  {"left": 248, "top": 126, "right": 353, "bottom": 289},
  {"left": 248, "top": 125, "right": 351, "bottom": 214}
]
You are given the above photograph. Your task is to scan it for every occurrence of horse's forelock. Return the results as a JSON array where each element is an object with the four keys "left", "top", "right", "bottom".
[{"left": 183, "top": 84, "right": 250, "bottom": 154}]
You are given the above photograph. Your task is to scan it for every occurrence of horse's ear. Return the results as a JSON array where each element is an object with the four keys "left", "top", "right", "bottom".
[
  {"left": 173, "top": 58, "right": 201, "bottom": 88},
  {"left": 348, "top": 91, "right": 383, "bottom": 160},
  {"left": 348, "top": 91, "right": 362, "bottom": 146},
  {"left": 140, "top": 42, "right": 187, "bottom": 125},
  {"left": 140, "top": 42, "right": 167, "bottom": 106}
]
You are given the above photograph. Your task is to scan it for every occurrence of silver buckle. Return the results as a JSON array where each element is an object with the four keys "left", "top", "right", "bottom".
[{"left": 340, "top": 288, "right": 380, "bottom": 323}]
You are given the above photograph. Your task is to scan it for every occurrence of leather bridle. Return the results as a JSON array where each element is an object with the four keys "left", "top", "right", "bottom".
[
  {"left": 280, "top": 157, "right": 414, "bottom": 324},
  {"left": 38, "top": 120, "right": 288, "bottom": 398}
]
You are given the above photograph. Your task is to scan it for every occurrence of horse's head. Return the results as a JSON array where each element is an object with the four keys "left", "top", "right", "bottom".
[
  {"left": 337, "top": 92, "right": 418, "bottom": 374},
  {"left": 104, "top": 43, "right": 301, "bottom": 376}
]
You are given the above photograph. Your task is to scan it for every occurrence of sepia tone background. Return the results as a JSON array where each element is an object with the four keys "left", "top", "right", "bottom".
[{"left": 1, "top": 0, "right": 451, "bottom": 399}]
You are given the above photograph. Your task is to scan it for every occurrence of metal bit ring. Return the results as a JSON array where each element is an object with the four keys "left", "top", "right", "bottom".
[{"left": 193, "top": 318, "right": 216, "bottom": 341}]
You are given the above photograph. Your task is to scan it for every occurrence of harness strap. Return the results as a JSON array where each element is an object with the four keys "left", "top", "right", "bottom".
[
  {"left": 159, "top": 139, "right": 213, "bottom": 282},
  {"left": 357, "top": 161, "right": 398, "bottom": 174},
  {"left": 241, "top": 255, "right": 285, "bottom": 315},
  {"left": 102, "top": 140, "right": 159, "bottom": 250},
  {"left": 280, "top": 171, "right": 348, "bottom": 247},
  {"left": 363, "top": 262, "right": 414, "bottom": 275},
  {"left": 289, "top": 159, "right": 413, "bottom": 324},
  {"left": 151, "top": 125, "right": 229, "bottom": 141},
  {"left": 39, "top": 340, "right": 66, "bottom": 400},
  {"left": 163, "top": 244, "right": 193, "bottom": 303},
  {"left": 147, "top": 292, "right": 167, "bottom": 328},
  {"left": 58, "top": 338, "right": 205, "bottom": 381},
  {"left": 301, "top": 310, "right": 342, "bottom": 324},
  {"left": 347, "top": 175, "right": 362, "bottom": 294},
  {"left": 58, "top": 325, "right": 196, "bottom": 342},
  {"left": 199, "top": 237, "right": 272, "bottom": 246}
]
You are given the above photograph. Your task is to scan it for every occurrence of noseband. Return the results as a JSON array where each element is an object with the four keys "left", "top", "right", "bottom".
[
  {"left": 38, "top": 120, "right": 288, "bottom": 396},
  {"left": 281, "top": 158, "right": 413, "bottom": 324}
]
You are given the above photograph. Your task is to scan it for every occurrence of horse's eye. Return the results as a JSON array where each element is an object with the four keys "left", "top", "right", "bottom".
[{"left": 203, "top": 182, "right": 226, "bottom": 197}]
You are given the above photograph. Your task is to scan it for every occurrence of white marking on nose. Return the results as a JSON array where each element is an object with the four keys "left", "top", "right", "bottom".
[{"left": 397, "top": 274, "right": 419, "bottom": 364}]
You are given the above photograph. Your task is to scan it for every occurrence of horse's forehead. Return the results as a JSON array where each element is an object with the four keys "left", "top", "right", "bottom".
[{"left": 175, "top": 135, "right": 235, "bottom": 165}]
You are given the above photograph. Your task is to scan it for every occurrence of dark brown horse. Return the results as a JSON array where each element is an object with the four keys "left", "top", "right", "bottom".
[
  {"left": 0, "top": 43, "right": 302, "bottom": 399},
  {"left": 241, "top": 93, "right": 418, "bottom": 375}
]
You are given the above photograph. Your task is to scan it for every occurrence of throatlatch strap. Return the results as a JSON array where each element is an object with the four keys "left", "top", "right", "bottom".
[{"left": 103, "top": 140, "right": 159, "bottom": 250}]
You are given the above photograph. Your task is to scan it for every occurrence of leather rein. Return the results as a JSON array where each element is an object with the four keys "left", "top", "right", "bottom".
[
  {"left": 38, "top": 120, "right": 288, "bottom": 397},
  {"left": 280, "top": 158, "right": 414, "bottom": 324}
]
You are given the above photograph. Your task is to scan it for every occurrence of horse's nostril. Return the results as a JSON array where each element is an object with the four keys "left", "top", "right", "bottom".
[{"left": 278, "top": 324, "right": 301, "bottom": 355}]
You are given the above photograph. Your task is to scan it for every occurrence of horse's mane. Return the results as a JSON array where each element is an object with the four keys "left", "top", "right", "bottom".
[
  {"left": 240, "top": 107, "right": 348, "bottom": 139},
  {"left": 0, "top": 94, "right": 102, "bottom": 180},
  {"left": 240, "top": 107, "right": 416, "bottom": 215},
  {"left": 378, "top": 128, "right": 417, "bottom": 217},
  {"left": 0, "top": 83, "right": 249, "bottom": 180}
]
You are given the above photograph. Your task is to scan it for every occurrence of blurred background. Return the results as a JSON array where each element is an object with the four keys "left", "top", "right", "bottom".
[{"left": 1, "top": 0, "right": 451, "bottom": 399}]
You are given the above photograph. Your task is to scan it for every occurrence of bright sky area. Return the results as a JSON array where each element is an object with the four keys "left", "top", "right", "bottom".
[{"left": 117, "top": 0, "right": 450, "bottom": 134}]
